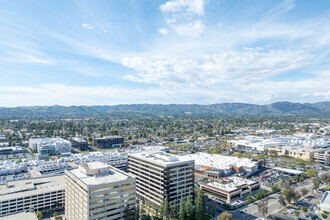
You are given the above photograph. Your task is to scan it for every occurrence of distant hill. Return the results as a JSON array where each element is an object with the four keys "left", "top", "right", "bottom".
[{"left": 0, "top": 101, "right": 329, "bottom": 118}]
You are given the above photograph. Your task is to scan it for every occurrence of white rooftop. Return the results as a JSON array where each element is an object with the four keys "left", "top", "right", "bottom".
[
  {"left": 69, "top": 162, "right": 132, "bottom": 186},
  {"left": 129, "top": 150, "right": 194, "bottom": 167},
  {"left": 178, "top": 152, "right": 258, "bottom": 170},
  {"left": 206, "top": 177, "right": 256, "bottom": 192},
  {"left": 273, "top": 167, "right": 303, "bottom": 175}
]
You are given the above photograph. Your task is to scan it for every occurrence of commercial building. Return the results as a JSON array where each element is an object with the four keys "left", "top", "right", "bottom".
[
  {"left": 65, "top": 162, "right": 135, "bottom": 220},
  {"left": 200, "top": 177, "right": 260, "bottom": 204},
  {"left": 0, "top": 175, "right": 65, "bottom": 217},
  {"left": 0, "top": 147, "right": 25, "bottom": 155},
  {"left": 128, "top": 151, "right": 194, "bottom": 210},
  {"left": 94, "top": 136, "right": 124, "bottom": 149},
  {"left": 29, "top": 138, "right": 71, "bottom": 159},
  {"left": 178, "top": 152, "right": 259, "bottom": 177},
  {"left": 320, "top": 191, "right": 330, "bottom": 214},
  {"left": 314, "top": 148, "right": 330, "bottom": 165},
  {"left": 71, "top": 137, "right": 89, "bottom": 151}
]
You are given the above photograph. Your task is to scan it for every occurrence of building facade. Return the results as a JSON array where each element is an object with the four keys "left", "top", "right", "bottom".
[
  {"left": 71, "top": 137, "right": 89, "bottom": 151},
  {"left": 93, "top": 136, "right": 124, "bottom": 149},
  {"left": 65, "top": 162, "right": 135, "bottom": 220},
  {"left": 128, "top": 151, "right": 194, "bottom": 210},
  {"left": 0, "top": 175, "right": 65, "bottom": 217},
  {"left": 29, "top": 138, "right": 71, "bottom": 159}
]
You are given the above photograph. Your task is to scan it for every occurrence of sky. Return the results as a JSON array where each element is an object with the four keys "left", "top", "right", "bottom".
[{"left": 0, "top": 0, "right": 330, "bottom": 107}]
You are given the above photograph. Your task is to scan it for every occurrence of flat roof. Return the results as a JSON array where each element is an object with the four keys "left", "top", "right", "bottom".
[
  {"left": 0, "top": 175, "right": 65, "bottom": 202},
  {"left": 68, "top": 163, "right": 132, "bottom": 186},
  {"left": 1, "top": 212, "right": 37, "bottom": 220},
  {"left": 178, "top": 152, "right": 258, "bottom": 170},
  {"left": 273, "top": 167, "right": 303, "bottom": 175},
  {"left": 205, "top": 177, "right": 257, "bottom": 192},
  {"left": 129, "top": 151, "right": 194, "bottom": 167}
]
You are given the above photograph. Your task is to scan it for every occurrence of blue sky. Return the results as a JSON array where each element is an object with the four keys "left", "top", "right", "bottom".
[{"left": 0, "top": 0, "right": 329, "bottom": 106}]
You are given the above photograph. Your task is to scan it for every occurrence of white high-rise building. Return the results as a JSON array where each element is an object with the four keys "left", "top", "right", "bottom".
[{"left": 65, "top": 162, "right": 135, "bottom": 220}]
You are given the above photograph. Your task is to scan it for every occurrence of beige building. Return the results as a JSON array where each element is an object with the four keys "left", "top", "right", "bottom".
[
  {"left": 200, "top": 177, "right": 260, "bottom": 204},
  {"left": 65, "top": 162, "right": 135, "bottom": 220},
  {"left": 267, "top": 146, "right": 314, "bottom": 160},
  {"left": 0, "top": 175, "right": 65, "bottom": 217}
]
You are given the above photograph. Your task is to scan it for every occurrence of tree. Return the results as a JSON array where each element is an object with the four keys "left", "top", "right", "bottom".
[
  {"left": 195, "top": 188, "right": 205, "bottom": 220},
  {"left": 219, "top": 211, "right": 232, "bottom": 220},
  {"left": 283, "top": 188, "right": 295, "bottom": 204},
  {"left": 163, "top": 196, "right": 170, "bottom": 219},
  {"left": 300, "top": 188, "right": 309, "bottom": 197},
  {"left": 293, "top": 191, "right": 301, "bottom": 203},
  {"left": 186, "top": 193, "right": 194, "bottom": 219},
  {"left": 235, "top": 152, "right": 242, "bottom": 158},
  {"left": 312, "top": 177, "right": 321, "bottom": 192},
  {"left": 53, "top": 212, "right": 58, "bottom": 218},
  {"left": 321, "top": 173, "right": 330, "bottom": 185},
  {"left": 302, "top": 207, "right": 308, "bottom": 212},
  {"left": 246, "top": 195, "right": 254, "bottom": 204},
  {"left": 278, "top": 194, "right": 286, "bottom": 207},
  {"left": 135, "top": 201, "right": 140, "bottom": 220},
  {"left": 179, "top": 196, "right": 185, "bottom": 220},
  {"left": 271, "top": 184, "right": 281, "bottom": 193},
  {"left": 171, "top": 200, "right": 178, "bottom": 219},
  {"left": 294, "top": 211, "right": 300, "bottom": 217},
  {"left": 257, "top": 198, "right": 268, "bottom": 217},
  {"left": 123, "top": 204, "right": 134, "bottom": 220},
  {"left": 36, "top": 211, "right": 42, "bottom": 220},
  {"left": 306, "top": 169, "right": 317, "bottom": 178},
  {"left": 211, "top": 201, "right": 216, "bottom": 218}
]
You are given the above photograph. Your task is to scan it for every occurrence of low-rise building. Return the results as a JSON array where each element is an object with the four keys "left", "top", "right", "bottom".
[
  {"left": 200, "top": 177, "right": 260, "bottom": 204},
  {"left": 71, "top": 137, "right": 89, "bottom": 151},
  {"left": 93, "top": 136, "right": 124, "bottom": 149},
  {"left": 29, "top": 138, "right": 71, "bottom": 159},
  {"left": 65, "top": 162, "right": 135, "bottom": 220},
  {"left": 0, "top": 175, "right": 65, "bottom": 217},
  {"left": 314, "top": 148, "right": 330, "bottom": 165}
]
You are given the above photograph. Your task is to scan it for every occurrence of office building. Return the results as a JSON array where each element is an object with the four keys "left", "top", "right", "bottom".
[
  {"left": 128, "top": 151, "right": 194, "bottom": 210},
  {"left": 65, "top": 162, "right": 135, "bottom": 220},
  {"left": 94, "top": 136, "right": 124, "bottom": 149},
  {"left": 314, "top": 147, "right": 330, "bottom": 165},
  {"left": 71, "top": 137, "right": 89, "bottom": 151},
  {"left": 200, "top": 177, "right": 260, "bottom": 204},
  {"left": 29, "top": 138, "right": 71, "bottom": 159},
  {"left": 0, "top": 175, "right": 65, "bottom": 217}
]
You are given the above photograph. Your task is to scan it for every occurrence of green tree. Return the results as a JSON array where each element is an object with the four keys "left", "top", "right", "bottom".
[
  {"left": 246, "top": 195, "right": 254, "bottom": 204},
  {"left": 283, "top": 188, "right": 295, "bottom": 204},
  {"left": 312, "top": 177, "right": 321, "bottom": 192},
  {"left": 300, "top": 188, "right": 309, "bottom": 197},
  {"left": 123, "top": 204, "right": 134, "bottom": 220},
  {"left": 186, "top": 193, "right": 194, "bottom": 219},
  {"left": 179, "top": 195, "right": 185, "bottom": 220},
  {"left": 278, "top": 194, "right": 286, "bottom": 207},
  {"left": 235, "top": 152, "right": 242, "bottom": 158},
  {"left": 171, "top": 200, "right": 178, "bottom": 219},
  {"left": 53, "top": 212, "right": 58, "bottom": 218},
  {"left": 195, "top": 188, "right": 205, "bottom": 220},
  {"left": 294, "top": 211, "right": 300, "bottom": 217},
  {"left": 219, "top": 211, "right": 232, "bottom": 220},
  {"left": 302, "top": 207, "right": 308, "bottom": 212},
  {"left": 306, "top": 169, "right": 317, "bottom": 178},
  {"left": 36, "top": 211, "right": 42, "bottom": 220},
  {"left": 163, "top": 196, "right": 170, "bottom": 219}
]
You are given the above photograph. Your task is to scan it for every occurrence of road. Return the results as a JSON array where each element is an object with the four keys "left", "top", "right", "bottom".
[{"left": 231, "top": 179, "right": 315, "bottom": 219}]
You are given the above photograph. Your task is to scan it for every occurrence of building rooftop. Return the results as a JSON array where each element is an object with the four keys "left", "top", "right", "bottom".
[
  {"left": 273, "top": 167, "right": 303, "bottom": 175},
  {"left": 68, "top": 162, "right": 132, "bottom": 186},
  {"left": 0, "top": 175, "right": 64, "bottom": 202},
  {"left": 205, "top": 177, "right": 257, "bottom": 192},
  {"left": 178, "top": 152, "right": 258, "bottom": 170},
  {"left": 129, "top": 150, "right": 194, "bottom": 167},
  {"left": 1, "top": 212, "right": 37, "bottom": 220}
]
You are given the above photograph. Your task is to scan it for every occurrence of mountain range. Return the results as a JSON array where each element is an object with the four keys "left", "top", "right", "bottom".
[{"left": 0, "top": 101, "right": 329, "bottom": 118}]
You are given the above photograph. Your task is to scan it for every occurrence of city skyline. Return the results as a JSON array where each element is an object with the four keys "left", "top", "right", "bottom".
[{"left": 1, "top": 0, "right": 330, "bottom": 106}]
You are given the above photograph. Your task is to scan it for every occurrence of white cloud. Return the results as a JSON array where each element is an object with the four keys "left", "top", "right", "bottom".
[
  {"left": 160, "top": 0, "right": 205, "bottom": 36},
  {"left": 121, "top": 49, "right": 312, "bottom": 87},
  {"left": 174, "top": 20, "right": 204, "bottom": 36},
  {"left": 158, "top": 28, "right": 168, "bottom": 35},
  {"left": 160, "top": 0, "right": 205, "bottom": 15},
  {"left": 82, "top": 23, "right": 95, "bottom": 30}
]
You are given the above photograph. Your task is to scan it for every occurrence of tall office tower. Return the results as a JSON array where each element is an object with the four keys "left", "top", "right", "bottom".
[
  {"left": 65, "top": 162, "right": 135, "bottom": 220},
  {"left": 128, "top": 151, "right": 195, "bottom": 210}
]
